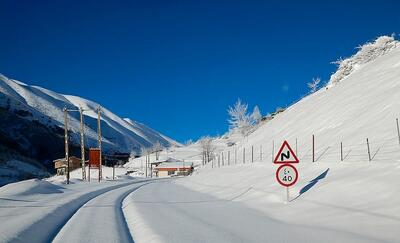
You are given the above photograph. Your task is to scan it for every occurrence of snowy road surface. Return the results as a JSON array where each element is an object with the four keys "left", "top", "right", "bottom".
[
  {"left": 52, "top": 181, "right": 151, "bottom": 243},
  {"left": 0, "top": 177, "right": 390, "bottom": 243},
  {"left": 0, "top": 178, "right": 149, "bottom": 243},
  {"left": 123, "top": 179, "right": 378, "bottom": 243}
]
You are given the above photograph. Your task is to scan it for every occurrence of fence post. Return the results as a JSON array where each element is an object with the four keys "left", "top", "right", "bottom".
[
  {"left": 251, "top": 146, "right": 254, "bottom": 163},
  {"left": 235, "top": 148, "right": 237, "bottom": 165},
  {"left": 396, "top": 118, "right": 400, "bottom": 146},
  {"left": 218, "top": 154, "right": 220, "bottom": 167},
  {"left": 113, "top": 164, "right": 115, "bottom": 180},
  {"left": 222, "top": 152, "right": 224, "bottom": 166},
  {"left": 312, "top": 134, "right": 315, "bottom": 162},
  {"left": 243, "top": 148, "right": 246, "bottom": 164},
  {"left": 367, "top": 138, "right": 371, "bottom": 161},
  {"left": 340, "top": 142, "right": 343, "bottom": 162},
  {"left": 228, "top": 150, "right": 231, "bottom": 166},
  {"left": 272, "top": 140, "right": 274, "bottom": 163}
]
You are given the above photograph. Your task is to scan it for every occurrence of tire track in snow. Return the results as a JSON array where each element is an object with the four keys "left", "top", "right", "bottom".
[
  {"left": 51, "top": 181, "right": 154, "bottom": 243},
  {"left": 8, "top": 180, "right": 150, "bottom": 243}
]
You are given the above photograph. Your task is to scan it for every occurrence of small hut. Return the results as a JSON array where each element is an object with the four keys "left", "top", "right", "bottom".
[{"left": 53, "top": 156, "right": 82, "bottom": 175}]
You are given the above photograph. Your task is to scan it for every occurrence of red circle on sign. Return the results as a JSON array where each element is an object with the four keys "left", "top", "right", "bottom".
[{"left": 275, "top": 164, "right": 298, "bottom": 187}]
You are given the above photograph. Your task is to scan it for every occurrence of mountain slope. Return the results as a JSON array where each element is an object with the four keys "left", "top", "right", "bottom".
[
  {"left": 0, "top": 74, "right": 179, "bottom": 185},
  {"left": 0, "top": 74, "right": 179, "bottom": 153}
]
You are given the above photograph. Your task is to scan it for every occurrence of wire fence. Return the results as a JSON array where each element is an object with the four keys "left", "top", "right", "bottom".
[{"left": 206, "top": 118, "right": 400, "bottom": 168}]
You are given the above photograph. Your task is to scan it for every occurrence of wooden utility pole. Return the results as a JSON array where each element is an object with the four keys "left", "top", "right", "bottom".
[
  {"left": 64, "top": 108, "right": 70, "bottom": 184},
  {"left": 97, "top": 107, "right": 102, "bottom": 182},
  {"left": 79, "top": 107, "right": 86, "bottom": 181}
]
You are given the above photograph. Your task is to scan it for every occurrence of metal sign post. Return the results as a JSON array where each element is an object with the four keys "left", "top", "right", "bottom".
[{"left": 274, "top": 141, "right": 300, "bottom": 203}]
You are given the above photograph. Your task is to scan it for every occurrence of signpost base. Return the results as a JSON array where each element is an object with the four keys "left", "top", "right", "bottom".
[{"left": 286, "top": 187, "right": 289, "bottom": 203}]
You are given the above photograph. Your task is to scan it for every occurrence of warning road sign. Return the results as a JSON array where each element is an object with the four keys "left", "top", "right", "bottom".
[
  {"left": 273, "top": 140, "right": 299, "bottom": 164},
  {"left": 276, "top": 164, "right": 298, "bottom": 187}
]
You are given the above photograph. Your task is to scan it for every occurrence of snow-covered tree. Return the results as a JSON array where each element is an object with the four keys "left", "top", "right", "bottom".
[
  {"left": 130, "top": 150, "right": 137, "bottom": 158},
  {"left": 251, "top": 105, "right": 262, "bottom": 124},
  {"left": 152, "top": 141, "right": 163, "bottom": 160},
  {"left": 228, "top": 99, "right": 252, "bottom": 134},
  {"left": 307, "top": 77, "right": 321, "bottom": 93},
  {"left": 198, "top": 136, "right": 216, "bottom": 165}
]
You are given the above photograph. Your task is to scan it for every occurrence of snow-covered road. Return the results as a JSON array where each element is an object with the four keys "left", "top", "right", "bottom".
[
  {"left": 0, "top": 178, "right": 149, "bottom": 242},
  {"left": 0, "top": 176, "right": 392, "bottom": 243},
  {"left": 52, "top": 181, "right": 151, "bottom": 243},
  {"left": 123, "top": 179, "right": 378, "bottom": 243}
]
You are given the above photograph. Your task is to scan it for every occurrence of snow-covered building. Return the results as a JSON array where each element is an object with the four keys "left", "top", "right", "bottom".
[
  {"left": 53, "top": 156, "right": 82, "bottom": 175},
  {"left": 153, "top": 158, "right": 193, "bottom": 177}
]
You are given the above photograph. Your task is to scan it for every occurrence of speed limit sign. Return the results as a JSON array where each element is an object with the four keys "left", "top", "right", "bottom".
[{"left": 276, "top": 164, "right": 298, "bottom": 187}]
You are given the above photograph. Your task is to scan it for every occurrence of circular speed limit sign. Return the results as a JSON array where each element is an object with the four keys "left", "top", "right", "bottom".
[{"left": 276, "top": 164, "right": 298, "bottom": 187}]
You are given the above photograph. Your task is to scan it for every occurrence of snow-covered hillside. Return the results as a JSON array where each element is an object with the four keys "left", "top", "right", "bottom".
[
  {"left": 129, "top": 36, "right": 400, "bottom": 168},
  {"left": 0, "top": 74, "right": 179, "bottom": 153},
  {"left": 124, "top": 35, "right": 400, "bottom": 243}
]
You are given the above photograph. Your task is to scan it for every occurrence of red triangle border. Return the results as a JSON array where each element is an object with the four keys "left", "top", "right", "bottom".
[{"left": 273, "top": 140, "right": 299, "bottom": 164}]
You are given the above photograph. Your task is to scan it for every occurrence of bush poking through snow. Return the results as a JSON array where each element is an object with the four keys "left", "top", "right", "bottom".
[{"left": 328, "top": 35, "right": 399, "bottom": 88}]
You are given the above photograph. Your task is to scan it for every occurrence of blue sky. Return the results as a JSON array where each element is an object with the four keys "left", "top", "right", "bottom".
[{"left": 0, "top": 0, "right": 399, "bottom": 143}]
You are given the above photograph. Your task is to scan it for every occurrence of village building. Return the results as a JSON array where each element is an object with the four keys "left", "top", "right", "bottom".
[
  {"left": 53, "top": 156, "right": 82, "bottom": 175},
  {"left": 153, "top": 158, "right": 194, "bottom": 178}
]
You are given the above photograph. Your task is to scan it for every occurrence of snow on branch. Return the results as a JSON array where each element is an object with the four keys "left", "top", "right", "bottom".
[
  {"left": 227, "top": 98, "right": 262, "bottom": 136},
  {"left": 307, "top": 77, "right": 321, "bottom": 93}
]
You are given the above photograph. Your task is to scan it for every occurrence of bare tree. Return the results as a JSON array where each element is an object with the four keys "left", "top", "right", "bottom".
[
  {"left": 152, "top": 141, "right": 163, "bottom": 160},
  {"left": 307, "top": 77, "right": 321, "bottom": 93},
  {"left": 199, "top": 136, "right": 216, "bottom": 165}
]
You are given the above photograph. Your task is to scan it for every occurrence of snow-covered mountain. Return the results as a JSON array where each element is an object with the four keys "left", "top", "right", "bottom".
[{"left": 0, "top": 74, "right": 179, "bottom": 154}]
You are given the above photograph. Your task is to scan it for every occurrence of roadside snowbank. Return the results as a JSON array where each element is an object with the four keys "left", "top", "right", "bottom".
[{"left": 176, "top": 161, "right": 400, "bottom": 242}]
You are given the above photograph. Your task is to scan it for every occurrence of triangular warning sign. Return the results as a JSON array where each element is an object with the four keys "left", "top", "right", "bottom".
[{"left": 274, "top": 140, "right": 299, "bottom": 164}]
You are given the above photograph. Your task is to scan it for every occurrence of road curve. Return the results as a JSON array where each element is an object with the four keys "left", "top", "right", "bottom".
[{"left": 52, "top": 181, "right": 151, "bottom": 243}]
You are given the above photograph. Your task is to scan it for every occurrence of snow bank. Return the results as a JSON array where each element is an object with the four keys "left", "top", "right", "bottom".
[
  {"left": 177, "top": 162, "right": 400, "bottom": 242},
  {"left": 0, "top": 179, "right": 63, "bottom": 197}
]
